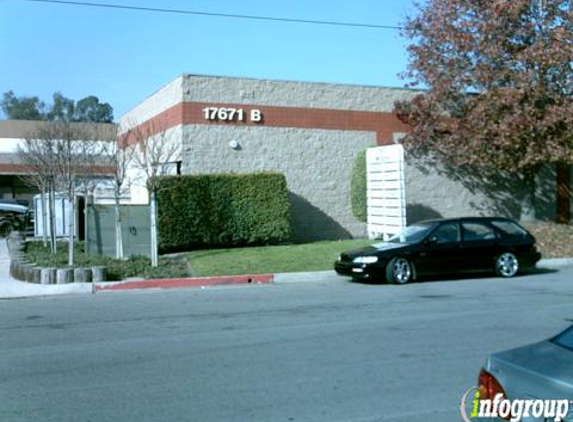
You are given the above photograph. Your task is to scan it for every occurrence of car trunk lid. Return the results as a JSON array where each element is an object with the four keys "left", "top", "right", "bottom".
[{"left": 487, "top": 341, "right": 573, "bottom": 401}]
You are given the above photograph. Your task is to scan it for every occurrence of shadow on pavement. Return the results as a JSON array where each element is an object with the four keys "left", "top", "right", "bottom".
[
  {"left": 520, "top": 266, "right": 559, "bottom": 275},
  {"left": 346, "top": 266, "right": 559, "bottom": 286}
]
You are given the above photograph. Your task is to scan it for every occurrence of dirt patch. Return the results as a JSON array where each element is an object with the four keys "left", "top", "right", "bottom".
[{"left": 525, "top": 223, "right": 573, "bottom": 258}]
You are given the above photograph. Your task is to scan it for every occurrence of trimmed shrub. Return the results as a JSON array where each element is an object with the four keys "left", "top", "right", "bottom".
[
  {"left": 154, "top": 172, "right": 291, "bottom": 251},
  {"left": 22, "top": 241, "right": 191, "bottom": 281},
  {"left": 351, "top": 150, "right": 367, "bottom": 222}
]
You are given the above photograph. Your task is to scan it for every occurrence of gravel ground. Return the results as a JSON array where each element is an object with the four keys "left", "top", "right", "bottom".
[{"left": 526, "top": 223, "right": 573, "bottom": 258}]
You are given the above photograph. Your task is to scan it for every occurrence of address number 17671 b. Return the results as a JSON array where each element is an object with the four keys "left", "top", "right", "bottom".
[{"left": 202, "top": 107, "right": 263, "bottom": 123}]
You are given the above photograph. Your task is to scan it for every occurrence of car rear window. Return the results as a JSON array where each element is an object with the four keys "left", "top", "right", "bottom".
[
  {"left": 462, "top": 222, "right": 496, "bottom": 241},
  {"left": 490, "top": 220, "right": 529, "bottom": 236},
  {"left": 552, "top": 326, "right": 573, "bottom": 352}
]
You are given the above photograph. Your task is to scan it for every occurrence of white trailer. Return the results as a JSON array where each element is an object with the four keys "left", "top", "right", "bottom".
[{"left": 33, "top": 194, "right": 81, "bottom": 238}]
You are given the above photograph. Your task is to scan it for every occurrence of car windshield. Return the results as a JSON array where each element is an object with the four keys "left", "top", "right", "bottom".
[
  {"left": 551, "top": 326, "right": 573, "bottom": 352},
  {"left": 383, "top": 223, "right": 434, "bottom": 244}
]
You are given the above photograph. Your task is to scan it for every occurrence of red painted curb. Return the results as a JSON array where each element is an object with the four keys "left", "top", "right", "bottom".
[{"left": 94, "top": 274, "right": 274, "bottom": 292}]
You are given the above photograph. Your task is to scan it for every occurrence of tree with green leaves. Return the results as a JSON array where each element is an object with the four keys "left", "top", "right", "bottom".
[
  {"left": 395, "top": 0, "right": 573, "bottom": 221},
  {"left": 2, "top": 91, "right": 45, "bottom": 120},
  {"left": 46, "top": 92, "right": 75, "bottom": 121},
  {"left": 1, "top": 91, "right": 114, "bottom": 123},
  {"left": 75, "top": 95, "right": 113, "bottom": 123},
  {"left": 351, "top": 150, "right": 367, "bottom": 223}
]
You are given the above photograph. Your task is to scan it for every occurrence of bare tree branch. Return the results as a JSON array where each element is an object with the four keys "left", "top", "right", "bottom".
[{"left": 122, "top": 120, "right": 180, "bottom": 266}]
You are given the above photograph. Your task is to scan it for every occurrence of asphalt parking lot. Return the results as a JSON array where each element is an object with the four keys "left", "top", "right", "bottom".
[{"left": 1, "top": 265, "right": 572, "bottom": 422}]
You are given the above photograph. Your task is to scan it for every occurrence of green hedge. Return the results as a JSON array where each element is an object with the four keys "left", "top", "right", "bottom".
[
  {"left": 23, "top": 241, "right": 190, "bottom": 280},
  {"left": 351, "top": 149, "right": 367, "bottom": 222},
  {"left": 154, "top": 172, "right": 291, "bottom": 251}
]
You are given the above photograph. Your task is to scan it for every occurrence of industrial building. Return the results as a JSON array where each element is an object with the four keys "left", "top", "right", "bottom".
[
  {"left": 119, "top": 74, "right": 571, "bottom": 242},
  {"left": 2, "top": 75, "right": 568, "bottom": 243}
]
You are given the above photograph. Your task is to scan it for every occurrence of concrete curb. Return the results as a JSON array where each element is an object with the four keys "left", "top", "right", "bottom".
[
  {"left": 4, "top": 257, "right": 573, "bottom": 299},
  {"left": 93, "top": 274, "right": 274, "bottom": 293},
  {"left": 538, "top": 258, "right": 573, "bottom": 268},
  {"left": 273, "top": 270, "right": 337, "bottom": 284}
]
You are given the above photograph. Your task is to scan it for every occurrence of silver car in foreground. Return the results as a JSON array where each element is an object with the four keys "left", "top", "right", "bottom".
[{"left": 471, "top": 326, "right": 573, "bottom": 421}]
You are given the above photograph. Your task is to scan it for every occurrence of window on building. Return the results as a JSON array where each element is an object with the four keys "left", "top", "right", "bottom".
[{"left": 156, "top": 161, "right": 182, "bottom": 176}]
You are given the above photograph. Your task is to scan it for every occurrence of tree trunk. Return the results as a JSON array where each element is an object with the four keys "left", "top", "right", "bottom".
[
  {"left": 83, "top": 185, "right": 90, "bottom": 256},
  {"left": 49, "top": 182, "right": 57, "bottom": 254},
  {"left": 40, "top": 188, "right": 48, "bottom": 247},
  {"left": 150, "top": 190, "right": 158, "bottom": 267},
  {"left": 520, "top": 169, "right": 537, "bottom": 223},
  {"left": 68, "top": 188, "right": 75, "bottom": 266},
  {"left": 114, "top": 186, "right": 124, "bottom": 260}
]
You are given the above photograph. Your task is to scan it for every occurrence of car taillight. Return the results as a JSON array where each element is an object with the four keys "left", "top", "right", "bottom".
[{"left": 478, "top": 369, "right": 511, "bottom": 420}]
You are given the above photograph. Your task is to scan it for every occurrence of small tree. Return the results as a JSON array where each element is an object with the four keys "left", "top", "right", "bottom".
[
  {"left": 101, "top": 133, "right": 134, "bottom": 260},
  {"left": 52, "top": 121, "right": 85, "bottom": 266},
  {"left": 17, "top": 135, "right": 58, "bottom": 250},
  {"left": 351, "top": 150, "right": 368, "bottom": 223},
  {"left": 21, "top": 121, "right": 105, "bottom": 264},
  {"left": 76, "top": 126, "right": 114, "bottom": 256},
  {"left": 395, "top": 0, "right": 573, "bottom": 221},
  {"left": 123, "top": 122, "right": 179, "bottom": 266}
]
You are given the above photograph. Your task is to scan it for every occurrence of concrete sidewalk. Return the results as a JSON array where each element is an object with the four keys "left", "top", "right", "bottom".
[{"left": 0, "top": 240, "right": 92, "bottom": 299}]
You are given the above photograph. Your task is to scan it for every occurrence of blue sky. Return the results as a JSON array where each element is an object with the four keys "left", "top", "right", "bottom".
[{"left": 0, "top": 0, "right": 418, "bottom": 119}]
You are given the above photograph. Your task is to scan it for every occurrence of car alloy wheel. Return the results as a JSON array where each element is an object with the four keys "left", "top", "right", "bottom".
[
  {"left": 496, "top": 252, "right": 519, "bottom": 278},
  {"left": 386, "top": 257, "right": 412, "bottom": 284}
]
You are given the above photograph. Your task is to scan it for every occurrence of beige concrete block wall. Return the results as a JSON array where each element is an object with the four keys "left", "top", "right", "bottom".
[
  {"left": 182, "top": 74, "right": 419, "bottom": 111},
  {"left": 404, "top": 155, "right": 557, "bottom": 223},
  {"left": 181, "top": 125, "right": 375, "bottom": 241},
  {"left": 119, "top": 76, "right": 184, "bottom": 131}
]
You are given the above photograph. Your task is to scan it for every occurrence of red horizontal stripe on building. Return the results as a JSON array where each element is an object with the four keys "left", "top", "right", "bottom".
[{"left": 119, "top": 102, "right": 409, "bottom": 147}]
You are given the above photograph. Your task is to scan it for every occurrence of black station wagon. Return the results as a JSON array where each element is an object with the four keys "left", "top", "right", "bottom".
[{"left": 334, "top": 217, "right": 542, "bottom": 284}]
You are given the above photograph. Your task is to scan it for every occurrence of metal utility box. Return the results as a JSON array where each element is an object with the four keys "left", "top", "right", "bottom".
[{"left": 86, "top": 205, "right": 151, "bottom": 258}]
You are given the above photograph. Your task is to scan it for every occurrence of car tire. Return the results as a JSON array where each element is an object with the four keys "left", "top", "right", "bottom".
[
  {"left": 495, "top": 252, "right": 519, "bottom": 278},
  {"left": 385, "top": 257, "right": 413, "bottom": 284}
]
